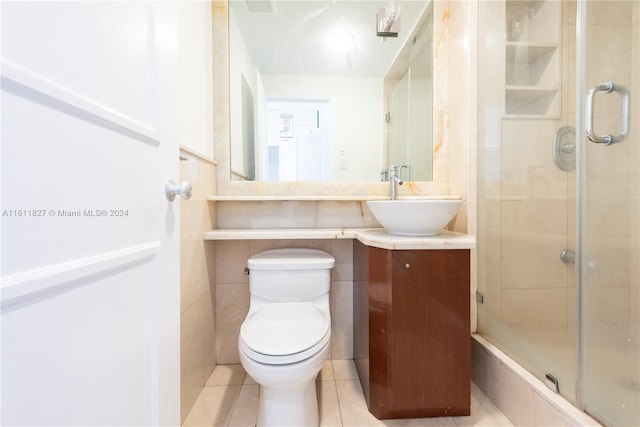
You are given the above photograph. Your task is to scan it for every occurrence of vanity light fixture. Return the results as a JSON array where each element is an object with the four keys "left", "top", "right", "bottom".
[{"left": 377, "top": 1, "right": 401, "bottom": 37}]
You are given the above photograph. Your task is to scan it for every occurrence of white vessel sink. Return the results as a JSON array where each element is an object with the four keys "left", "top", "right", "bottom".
[{"left": 367, "top": 200, "right": 463, "bottom": 236}]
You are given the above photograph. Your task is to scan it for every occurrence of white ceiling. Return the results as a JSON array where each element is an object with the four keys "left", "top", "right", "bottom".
[{"left": 230, "top": 0, "right": 429, "bottom": 77}]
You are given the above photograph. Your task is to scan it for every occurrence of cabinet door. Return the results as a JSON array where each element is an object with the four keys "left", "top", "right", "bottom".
[
  {"left": 389, "top": 250, "right": 470, "bottom": 417},
  {"left": 367, "top": 246, "right": 393, "bottom": 415}
]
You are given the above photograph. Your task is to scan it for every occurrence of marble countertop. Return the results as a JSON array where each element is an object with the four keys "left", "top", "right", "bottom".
[
  {"left": 204, "top": 228, "right": 360, "bottom": 240},
  {"left": 355, "top": 229, "right": 475, "bottom": 250},
  {"left": 208, "top": 195, "right": 463, "bottom": 201},
  {"left": 204, "top": 228, "right": 475, "bottom": 250}
]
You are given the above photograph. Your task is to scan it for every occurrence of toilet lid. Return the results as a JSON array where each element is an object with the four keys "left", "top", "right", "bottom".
[
  {"left": 240, "top": 302, "right": 329, "bottom": 357},
  {"left": 248, "top": 248, "right": 335, "bottom": 271}
]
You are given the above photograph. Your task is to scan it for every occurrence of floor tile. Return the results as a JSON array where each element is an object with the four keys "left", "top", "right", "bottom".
[
  {"left": 228, "top": 384, "right": 259, "bottom": 427},
  {"left": 243, "top": 374, "right": 257, "bottom": 385},
  {"left": 332, "top": 359, "right": 359, "bottom": 380},
  {"left": 183, "top": 385, "right": 242, "bottom": 427},
  {"left": 453, "top": 383, "right": 514, "bottom": 427},
  {"left": 335, "top": 379, "right": 384, "bottom": 427},
  {"left": 206, "top": 364, "right": 246, "bottom": 386},
  {"left": 318, "top": 380, "right": 342, "bottom": 427},
  {"left": 383, "top": 416, "right": 457, "bottom": 426},
  {"left": 183, "top": 361, "right": 514, "bottom": 427},
  {"left": 319, "top": 360, "right": 336, "bottom": 381}
]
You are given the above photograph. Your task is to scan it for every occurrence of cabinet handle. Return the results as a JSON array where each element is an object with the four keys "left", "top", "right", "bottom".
[{"left": 405, "top": 263, "right": 411, "bottom": 269}]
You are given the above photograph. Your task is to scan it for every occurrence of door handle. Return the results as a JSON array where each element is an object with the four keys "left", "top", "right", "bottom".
[
  {"left": 585, "top": 81, "right": 630, "bottom": 145},
  {"left": 165, "top": 179, "right": 192, "bottom": 201}
]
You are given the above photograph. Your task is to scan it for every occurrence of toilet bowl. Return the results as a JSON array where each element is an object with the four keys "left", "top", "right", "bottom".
[{"left": 238, "top": 248, "right": 335, "bottom": 427}]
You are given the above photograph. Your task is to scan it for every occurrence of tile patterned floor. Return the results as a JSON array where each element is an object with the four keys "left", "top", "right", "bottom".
[{"left": 183, "top": 360, "right": 514, "bottom": 427}]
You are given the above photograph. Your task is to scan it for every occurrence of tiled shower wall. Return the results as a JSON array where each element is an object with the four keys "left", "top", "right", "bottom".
[
  {"left": 476, "top": 0, "right": 639, "bottom": 412},
  {"left": 477, "top": 0, "right": 579, "bottom": 341},
  {"left": 179, "top": 151, "right": 217, "bottom": 422},
  {"left": 478, "top": 0, "right": 639, "bottom": 345}
]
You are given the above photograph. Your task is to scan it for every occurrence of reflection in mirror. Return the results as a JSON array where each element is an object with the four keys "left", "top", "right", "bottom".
[
  {"left": 229, "top": 0, "right": 433, "bottom": 183},
  {"left": 265, "top": 99, "right": 331, "bottom": 181},
  {"left": 239, "top": 75, "right": 255, "bottom": 180},
  {"left": 385, "top": 13, "right": 433, "bottom": 181}
]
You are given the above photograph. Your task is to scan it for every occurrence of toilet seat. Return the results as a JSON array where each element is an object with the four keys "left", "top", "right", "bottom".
[{"left": 240, "top": 302, "right": 330, "bottom": 365}]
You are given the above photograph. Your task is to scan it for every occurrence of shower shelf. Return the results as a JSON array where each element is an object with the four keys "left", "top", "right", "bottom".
[
  {"left": 503, "top": 0, "right": 561, "bottom": 118},
  {"left": 505, "top": 87, "right": 560, "bottom": 117},
  {"left": 505, "top": 42, "right": 557, "bottom": 63}
]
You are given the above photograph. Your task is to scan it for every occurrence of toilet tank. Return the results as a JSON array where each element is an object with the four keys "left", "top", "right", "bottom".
[{"left": 248, "top": 248, "right": 335, "bottom": 302}]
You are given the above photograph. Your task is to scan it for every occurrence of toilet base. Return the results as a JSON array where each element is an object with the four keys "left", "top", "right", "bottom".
[
  {"left": 258, "top": 380, "right": 319, "bottom": 427},
  {"left": 239, "top": 339, "right": 330, "bottom": 427}
]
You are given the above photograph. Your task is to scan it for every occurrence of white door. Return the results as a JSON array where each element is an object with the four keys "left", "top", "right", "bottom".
[{"left": 1, "top": 1, "right": 180, "bottom": 425}]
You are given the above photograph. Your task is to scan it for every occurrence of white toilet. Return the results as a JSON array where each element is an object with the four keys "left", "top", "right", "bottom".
[{"left": 238, "top": 248, "right": 335, "bottom": 427}]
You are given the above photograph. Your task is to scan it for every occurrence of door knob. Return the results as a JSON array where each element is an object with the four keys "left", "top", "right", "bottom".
[{"left": 165, "top": 179, "right": 192, "bottom": 201}]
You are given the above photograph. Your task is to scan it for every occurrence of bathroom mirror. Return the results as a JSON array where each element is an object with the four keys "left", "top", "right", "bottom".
[{"left": 228, "top": 0, "right": 434, "bottom": 183}]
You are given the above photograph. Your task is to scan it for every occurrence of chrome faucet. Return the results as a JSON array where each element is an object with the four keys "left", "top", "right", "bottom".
[{"left": 389, "top": 164, "right": 404, "bottom": 200}]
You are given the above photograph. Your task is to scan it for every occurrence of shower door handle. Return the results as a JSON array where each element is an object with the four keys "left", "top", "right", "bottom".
[{"left": 585, "top": 81, "right": 630, "bottom": 145}]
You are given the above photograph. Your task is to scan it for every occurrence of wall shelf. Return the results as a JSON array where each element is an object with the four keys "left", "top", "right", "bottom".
[
  {"left": 505, "top": 43, "right": 557, "bottom": 69},
  {"left": 208, "top": 195, "right": 461, "bottom": 202},
  {"left": 208, "top": 195, "right": 387, "bottom": 202},
  {"left": 505, "top": 87, "right": 559, "bottom": 116},
  {"left": 503, "top": 0, "right": 561, "bottom": 118},
  {"left": 204, "top": 228, "right": 476, "bottom": 250},
  {"left": 204, "top": 228, "right": 361, "bottom": 240}
]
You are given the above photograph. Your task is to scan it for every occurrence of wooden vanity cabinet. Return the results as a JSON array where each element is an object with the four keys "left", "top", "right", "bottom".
[{"left": 353, "top": 240, "right": 470, "bottom": 419}]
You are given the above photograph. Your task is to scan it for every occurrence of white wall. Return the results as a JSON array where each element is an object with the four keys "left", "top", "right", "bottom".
[
  {"left": 178, "top": 1, "right": 214, "bottom": 159},
  {"left": 262, "top": 74, "right": 384, "bottom": 182}
]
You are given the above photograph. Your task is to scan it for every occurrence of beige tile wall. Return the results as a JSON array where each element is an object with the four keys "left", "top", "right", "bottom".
[
  {"left": 432, "top": 0, "right": 476, "bottom": 231},
  {"left": 179, "top": 150, "right": 217, "bottom": 422},
  {"left": 441, "top": 0, "right": 477, "bottom": 329}
]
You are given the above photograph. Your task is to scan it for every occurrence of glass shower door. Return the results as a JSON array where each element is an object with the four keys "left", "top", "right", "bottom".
[
  {"left": 579, "top": 1, "right": 639, "bottom": 425},
  {"left": 476, "top": 0, "right": 579, "bottom": 405}
]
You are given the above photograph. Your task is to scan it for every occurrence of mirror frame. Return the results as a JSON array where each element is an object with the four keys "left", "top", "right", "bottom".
[{"left": 213, "top": 0, "right": 449, "bottom": 198}]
